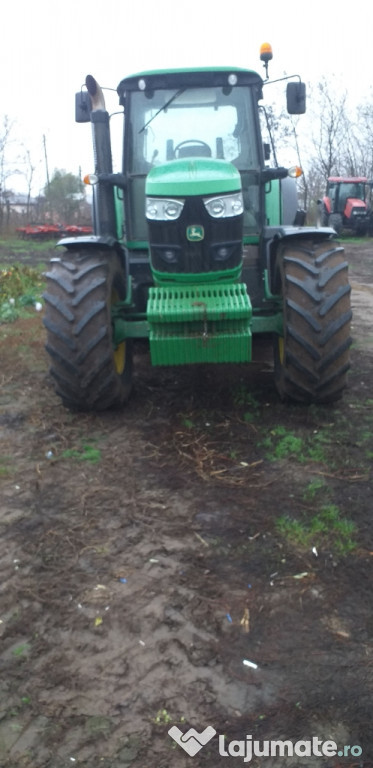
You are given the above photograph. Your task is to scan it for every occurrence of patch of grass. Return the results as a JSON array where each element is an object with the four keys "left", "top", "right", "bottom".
[
  {"left": 0, "top": 302, "right": 19, "bottom": 323},
  {"left": 0, "top": 456, "right": 13, "bottom": 477},
  {"left": 0, "top": 263, "right": 45, "bottom": 301},
  {"left": 357, "top": 430, "right": 373, "bottom": 445},
  {"left": 233, "top": 384, "right": 260, "bottom": 411},
  {"left": 260, "top": 426, "right": 330, "bottom": 464},
  {"left": 276, "top": 516, "right": 306, "bottom": 545},
  {"left": 351, "top": 425, "right": 373, "bottom": 461},
  {"left": 61, "top": 443, "right": 102, "bottom": 464},
  {"left": 306, "top": 430, "right": 331, "bottom": 462},
  {"left": 12, "top": 643, "right": 30, "bottom": 657},
  {"left": 274, "top": 433, "right": 304, "bottom": 460},
  {"left": 261, "top": 426, "right": 305, "bottom": 461},
  {"left": 0, "top": 263, "right": 45, "bottom": 323},
  {"left": 180, "top": 416, "right": 195, "bottom": 429},
  {"left": 153, "top": 708, "right": 185, "bottom": 726},
  {"left": 153, "top": 709, "right": 173, "bottom": 725},
  {"left": 307, "top": 444, "right": 327, "bottom": 463},
  {"left": 276, "top": 504, "right": 357, "bottom": 555},
  {"left": 340, "top": 234, "right": 372, "bottom": 245},
  {"left": 0, "top": 236, "right": 56, "bottom": 253},
  {"left": 302, "top": 478, "right": 328, "bottom": 500}
]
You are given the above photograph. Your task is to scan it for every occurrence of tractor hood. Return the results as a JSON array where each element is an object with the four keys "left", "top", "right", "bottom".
[
  {"left": 145, "top": 158, "right": 241, "bottom": 197},
  {"left": 345, "top": 198, "right": 367, "bottom": 216}
]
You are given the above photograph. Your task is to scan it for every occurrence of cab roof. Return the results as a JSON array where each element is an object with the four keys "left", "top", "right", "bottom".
[
  {"left": 328, "top": 177, "right": 368, "bottom": 183},
  {"left": 117, "top": 67, "right": 262, "bottom": 101}
]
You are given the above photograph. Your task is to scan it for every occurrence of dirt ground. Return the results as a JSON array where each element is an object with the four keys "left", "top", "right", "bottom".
[{"left": 0, "top": 239, "right": 373, "bottom": 768}]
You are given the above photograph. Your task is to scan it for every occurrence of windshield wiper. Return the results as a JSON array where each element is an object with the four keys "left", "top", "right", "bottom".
[{"left": 139, "top": 88, "right": 186, "bottom": 133}]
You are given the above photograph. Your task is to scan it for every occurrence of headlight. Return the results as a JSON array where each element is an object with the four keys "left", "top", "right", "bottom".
[
  {"left": 203, "top": 192, "right": 243, "bottom": 218},
  {"left": 146, "top": 197, "right": 184, "bottom": 221}
]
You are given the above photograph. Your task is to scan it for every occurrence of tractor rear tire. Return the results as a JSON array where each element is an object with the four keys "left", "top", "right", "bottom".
[
  {"left": 43, "top": 248, "right": 133, "bottom": 411},
  {"left": 274, "top": 238, "right": 352, "bottom": 404},
  {"left": 329, "top": 213, "right": 343, "bottom": 235}
]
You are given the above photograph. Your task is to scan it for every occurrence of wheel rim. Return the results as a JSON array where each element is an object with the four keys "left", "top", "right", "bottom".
[
  {"left": 113, "top": 341, "right": 126, "bottom": 374},
  {"left": 111, "top": 288, "right": 126, "bottom": 375},
  {"left": 278, "top": 336, "right": 285, "bottom": 365}
]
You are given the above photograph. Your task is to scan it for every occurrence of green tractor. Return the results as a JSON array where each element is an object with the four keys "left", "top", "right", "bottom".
[{"left": 43, "top": 46, "right": 352, "bottom": 410}]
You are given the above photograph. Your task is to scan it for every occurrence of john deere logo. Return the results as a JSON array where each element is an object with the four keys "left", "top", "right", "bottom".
[{"left": 187, "top": 225, "right": 204, "bottom": 242}]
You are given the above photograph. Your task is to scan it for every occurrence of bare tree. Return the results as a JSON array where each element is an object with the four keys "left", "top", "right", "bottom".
[
  {"left": 0, "top": 116, "right": 14, "bottom": 231},
  {"left": 355, "top": 96, "right": 373, "bottom": 180},
  {"left": 303, "top": 78, "right": 371, "bottom": 221},
  {"left": 310, "top": 78, "right": 351, "bottom": 178}
]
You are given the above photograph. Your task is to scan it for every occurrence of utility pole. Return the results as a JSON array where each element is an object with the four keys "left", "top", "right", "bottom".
[
  {"left": 43, "top": 134, "right": 50, "bottom": 188},
  {"left": 43, "top": 134, "right": 51, "bottom": 220}
]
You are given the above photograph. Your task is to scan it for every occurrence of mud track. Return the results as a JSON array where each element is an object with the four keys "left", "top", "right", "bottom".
[{"left": 0, "top": 240, "right": 373, "bottom": 767}]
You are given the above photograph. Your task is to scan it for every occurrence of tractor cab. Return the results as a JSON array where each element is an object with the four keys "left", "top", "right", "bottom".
[
  {"left": 116, "top": 69, "right": 265, "bottom": 250},
  {"left": 321, "top": 177, "right": 369, "bottom": 235}
]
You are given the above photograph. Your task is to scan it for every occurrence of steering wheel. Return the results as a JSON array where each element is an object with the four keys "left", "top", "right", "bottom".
[{"left": 174, "top": 139, "right": 211, "bottom": 157}]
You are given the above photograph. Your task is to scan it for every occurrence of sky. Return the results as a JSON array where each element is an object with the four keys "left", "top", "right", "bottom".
[{"left": 2, "top": 0, "right": 373, "bottom": 198}]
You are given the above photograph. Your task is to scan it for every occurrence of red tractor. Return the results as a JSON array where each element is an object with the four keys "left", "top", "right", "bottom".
[{"left": 318, "top": 177, "right": 370, "bottom": 236}]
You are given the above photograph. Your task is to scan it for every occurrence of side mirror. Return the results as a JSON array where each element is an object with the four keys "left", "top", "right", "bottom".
[
  {"left": 75, "top": 91, "right": 91, "bottom": 123},
  {"left": 286, "top": 81, "right": 306, "bottom": 115},
  {"left": 262, "top": 166, "right": 289, "bottom": 183}
]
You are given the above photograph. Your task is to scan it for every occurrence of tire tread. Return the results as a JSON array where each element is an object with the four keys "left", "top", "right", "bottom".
[
  {"left": 275, "top": 238, "right": 352, "bottom": 403},
  {"left": 43, "top": 248, "right": 132, "bottom": 410}
]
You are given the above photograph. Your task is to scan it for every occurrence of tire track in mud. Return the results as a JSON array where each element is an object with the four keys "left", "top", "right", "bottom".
[{"left": 1, "top": 241, "right": 373, "bottom": 766}]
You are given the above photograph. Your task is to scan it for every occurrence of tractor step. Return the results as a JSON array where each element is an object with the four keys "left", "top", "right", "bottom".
[{"left": 147, "top": 282, "right": 252, "bottom": 365}]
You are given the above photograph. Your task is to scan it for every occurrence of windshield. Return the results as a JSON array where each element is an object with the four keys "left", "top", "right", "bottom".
[
  {"left": 125, "top": 85, "right": 261, "bottom": 240},
  {"left": 127, "top": 86, "right": 260, "bottom": 172},
  {"left": 330, "top": 183, "right": 366, "bottom": 202}
]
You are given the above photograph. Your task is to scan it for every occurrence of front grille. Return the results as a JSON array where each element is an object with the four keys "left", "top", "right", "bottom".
[{"left": 147, "top": 196, "right": 243, "bottom": 274}]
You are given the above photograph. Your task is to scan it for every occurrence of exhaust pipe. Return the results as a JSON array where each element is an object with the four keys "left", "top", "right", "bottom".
[
  {"left": 86, "top": 74, "right": 116, "bottom": 239},
  {"left": 86, "top": 74, "right": 106, "bottom": 111}
]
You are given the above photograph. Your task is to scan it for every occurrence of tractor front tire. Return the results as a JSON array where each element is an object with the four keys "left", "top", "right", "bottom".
[
  {"left": 356, "top": 223, "right": 367, "bottom": 237},
  {"left": 274, "top": 238, "right": 352, "bottom": 403},
  {"left": 43, "top": 248, "right": 133, "bottom": 411}
]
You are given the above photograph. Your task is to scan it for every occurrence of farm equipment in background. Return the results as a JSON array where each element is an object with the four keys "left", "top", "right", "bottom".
[
  {"left": 318, "top": 177, "right": 371, "bottom": 236},
  {"left": 43, "top": 45, "right": 352, "bottom": 410},
  {"left": 17, "top": 224, "right": 93, "bottom": 240}
]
